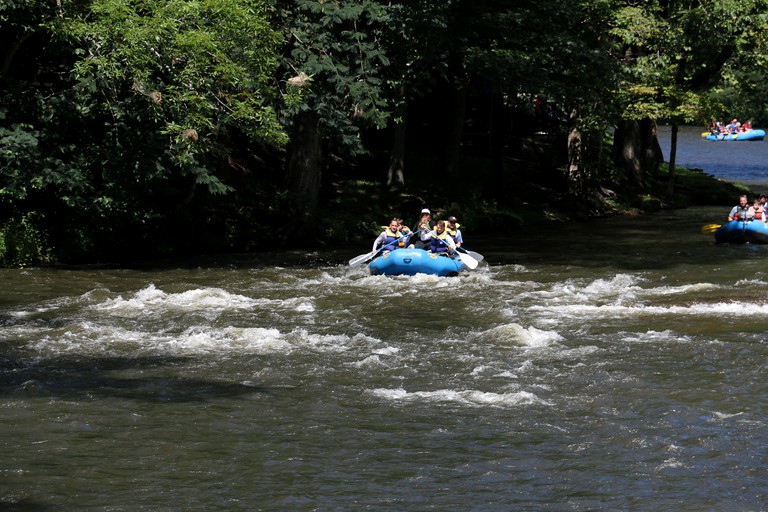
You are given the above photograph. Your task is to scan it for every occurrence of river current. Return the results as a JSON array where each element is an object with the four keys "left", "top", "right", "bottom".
[{"left": 3, "top": 132, "right": 768, "bottom": 510}]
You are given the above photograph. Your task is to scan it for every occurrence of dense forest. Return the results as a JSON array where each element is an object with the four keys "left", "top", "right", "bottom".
[{"left": 2, "top": 0, "right": 768, "bottom": 266}]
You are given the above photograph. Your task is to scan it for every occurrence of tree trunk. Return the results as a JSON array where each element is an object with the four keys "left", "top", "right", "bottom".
[
  {"left": 613, "top": 118, "right": 664, "bottom": 194},
  {"left": 639, "top": 118, "right": 663, "bottom": 180},
  {"left": 387, "top": 86, "right": 407, "bottom": 189},
  {"left": 284, "top": 110, "right": 322, "bottom": 244},
  {"left": 566, "top": 107, "right": 583, "bottom": 194},
  {"left": 436, "top": 79, "right": 468, "bottom": 178},
  {"left": 612, "top": 119, "right": 644, "bottom": 191},
  {"left": 667, "top": 122, "right": 678, "bottom": 199}
]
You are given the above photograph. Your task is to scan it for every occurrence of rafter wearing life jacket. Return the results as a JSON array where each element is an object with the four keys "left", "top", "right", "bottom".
[
  {"left": 380, "top": 226, "right": 405, "bottom": 251},
  {"left": 429, "top": 222, "right": 455, "bottom": 255},
  {"left": 444, "top": 222, "right": 460, "bottom": 237},
  {"left": 730, "top": 206, "right": 751, "bottom": 221}
]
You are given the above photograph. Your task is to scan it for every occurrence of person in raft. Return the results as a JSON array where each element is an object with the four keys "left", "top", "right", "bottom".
[
  {"left": 428, "top": 221, "right": 457, "bottom": 256},
  {"left": 444, "top": 216, "right": 463, "bottom": 249},
  {"left": 409, "top": 208, "right": 435, "bottom": 250},
  {"left": 372, "top": 218, "right": 409, "bottom": 254},
  {"left": 750, "top": 199, "right": 766, "bottom": 222},
  {"left": 728, "top": 195, "right": 753, "bottom": 221}
]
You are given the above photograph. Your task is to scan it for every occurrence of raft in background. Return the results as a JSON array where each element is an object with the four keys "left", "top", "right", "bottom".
[
  {"left": 369, "top": 248, "right": 466, "bottom": 276},
  {"left": 703, "top": 129, "right": 765, "bottom": 141},
  {"left": 714, "top": 220, "right": 768, "bottom": 244}
]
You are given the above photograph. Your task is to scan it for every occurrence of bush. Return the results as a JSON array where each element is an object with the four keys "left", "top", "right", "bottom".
[{"left": 0, "top": 214, "right": 50, "bottom": 267}]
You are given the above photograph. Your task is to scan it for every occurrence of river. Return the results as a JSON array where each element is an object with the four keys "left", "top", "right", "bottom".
[
  {"left": 3, "top": 136, "right": 768, "bottom": 510},
  {"left": 657, "top": 124, "right": 768, "bottom": 186}
]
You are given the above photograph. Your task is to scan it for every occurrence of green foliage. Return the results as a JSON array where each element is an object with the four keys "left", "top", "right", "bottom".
[
  {"left": 60, "top": 0, "right": 287, "bottom": 157},
  {"left": 0, "top": 213, "right": 50, "bottom": 267},
  {"left": 5, "top": 0, "right": 768, "bottom": 264},
  {"left": 611, "top": 0, "right": 768, "bottom": 125},
  {"left": 275, "top": 0, "right": 391, "bottom": 154},
  {"left": 1, "top": 0, "right": 293, "bottom": 264}
]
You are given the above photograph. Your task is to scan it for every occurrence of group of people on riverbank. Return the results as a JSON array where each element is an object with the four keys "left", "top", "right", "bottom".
[
  {"left": 728, "top": 194, "right": 768, "bottom": 221},
  {"left": 371, "top": 208, "right": 464, "bottom": 256},
  {"left": 710, "top": 118, "right": 753, "bottom": 135}
]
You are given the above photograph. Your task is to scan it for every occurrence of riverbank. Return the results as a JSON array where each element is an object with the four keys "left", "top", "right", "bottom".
[
  {"left": 321, "top": 154, "right": 751, "bottom": 251},
  {"left": 0, "top": 139, "right": 753, "bottom": 267}
]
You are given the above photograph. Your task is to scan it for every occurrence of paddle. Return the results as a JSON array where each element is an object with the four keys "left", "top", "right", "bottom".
[
  {"left": 425, "top": 228, "right": 478, "bottom": 269},
  {"left": 457, "top": 246, "right": 484, "bottom": 262},
  {"left": 348, "top": 229, "right": 421, "bottom": 268},
  {"left": 701, "top": 223, "right": 721, "bottom": 234}
]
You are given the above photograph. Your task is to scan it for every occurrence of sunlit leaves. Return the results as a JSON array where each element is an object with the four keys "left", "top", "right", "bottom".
[
  {"left": 276, "top": 0, "right": 391, "bottom": 152},
  {"left": 611, "top": 0, "right": 768, "bottom": 124},
  {"left": 65, "top": 0, "right": 286, "bottom": 157}
]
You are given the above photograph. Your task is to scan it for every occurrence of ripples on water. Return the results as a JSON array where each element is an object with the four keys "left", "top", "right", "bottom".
[{"left": 3, "top": 208, "right": 768, "bottom": 510}]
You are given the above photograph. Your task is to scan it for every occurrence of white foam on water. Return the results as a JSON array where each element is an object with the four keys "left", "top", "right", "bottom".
[
  {"left": 474, "top": 323, "right": 564, "bottom": 348},
  {"left": 163, "top": 326, "right": 292, "bottom": 354},
  {"left": 369, "top": 387, "right": 553, "bottom": 407},
  {"left": 350, "top": 355, "right": 386, "bottom": 368},
  {"left": 294, "top": 301, "right": 315, "bottom": 312},
  {"left": 712, "top": 411, "right": 745, "bottom": 420},
  {"left": 92, "top": 284, "right": 258, "bottom": 316},
  {"left": 582, "top": 273, "right": 643, "bottom": 295},
  {"left": 654, "top": 458, "right": 690, "bottom": 471},
  {"left": 620, "top": 330, "right": 693, "bottom": 344},
  {"left": 645, "top": 282, "right": 721, "bottom": 296},
  {"left": 23, "top": 320, "right": 368, "bottom": 357},
  {"left": 735, "top": 277, "right": 768, "bottom": 286},
  {"left": 530, "top": 300, "right": 768, "bottom": 323},
  {"left": 372, "top": 346, "right": 400, "bottom": 356},
  {"left": 470, "top": 365, "right": 520, "bottom": 380},
  {"left": 512, "top": 274, "right": 729, "bottom": 310}
]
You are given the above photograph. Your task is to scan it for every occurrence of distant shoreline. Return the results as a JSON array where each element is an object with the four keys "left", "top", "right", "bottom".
[{"left": 730, "top": 179, "right": 768, "bottom": 193}]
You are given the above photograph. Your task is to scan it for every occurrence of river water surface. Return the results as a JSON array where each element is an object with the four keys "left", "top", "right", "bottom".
[
  {"left": 4, "top": 135, "right": 768, "bottom": 510},
  {"left": 658, "top": 124, "right": 768, "bottom": 185}
]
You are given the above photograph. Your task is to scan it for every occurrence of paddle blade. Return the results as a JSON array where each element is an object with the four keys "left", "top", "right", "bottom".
[
  {"left": 349, "top": 252, "right": 374, "bottom": 268},
  {"left": 466, "top": 250, "right": 484, "bottom": 262},
  {"left": 700, "top": 223, "right": 721, "bottom": 234},
  {"left": 457, "top": 247, "right": 484, "bottom": 262},
  {"left": 457, "top": 251, "right": 478, "bottom": 269}
]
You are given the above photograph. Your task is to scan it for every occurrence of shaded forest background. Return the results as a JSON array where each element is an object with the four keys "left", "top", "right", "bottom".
[{"left": 2, "top": 0, "right": 768, "bottom": 266}]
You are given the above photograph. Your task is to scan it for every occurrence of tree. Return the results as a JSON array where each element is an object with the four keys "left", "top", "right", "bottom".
[
  {"left": 65, "top": 0, "right": 287, "bottom": 189},
  {"left": 610, "top": 0, "right": 768, "bottom": 198},
  {"left": 379, "top": 0, "right": 449, "bottom": 188},
  {"left": 1, "top": 0, "right": 286, "bottom": 262},
  {"left": 275, "top": 0, "right": 391, "bottom": 243}
]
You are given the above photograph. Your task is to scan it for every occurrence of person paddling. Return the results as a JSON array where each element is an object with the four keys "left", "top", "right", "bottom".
[
  {"left": 428, "top": 221, "right": 457, "bottom": 256},
  {"left": 445, "top": 216, "right": 463, "bottom": 249},
  {"left": 372, "top": 218, "right": 408, "bottom": 254},
  {"left": 409, "top": 208, "right": 435, "bottom": 250}
]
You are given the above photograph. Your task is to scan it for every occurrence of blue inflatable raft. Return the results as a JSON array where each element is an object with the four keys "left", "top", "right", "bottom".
[
  {"left": 714, "top": 220, "right": 768, "bottom": 244},
  {"left": 369, "top": 248, "right": 466, "bottom": 276},
  {"left": 704, "top": 129, "right": 765, "bottom": 141}
]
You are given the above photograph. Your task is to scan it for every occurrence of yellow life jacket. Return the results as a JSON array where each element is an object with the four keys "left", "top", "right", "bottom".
[
  {"left": 445, "top": 223, "right": 460, "bottom": 237},
  {"left": 382, "top": 227, "right": 404, "bottom": 249}
]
